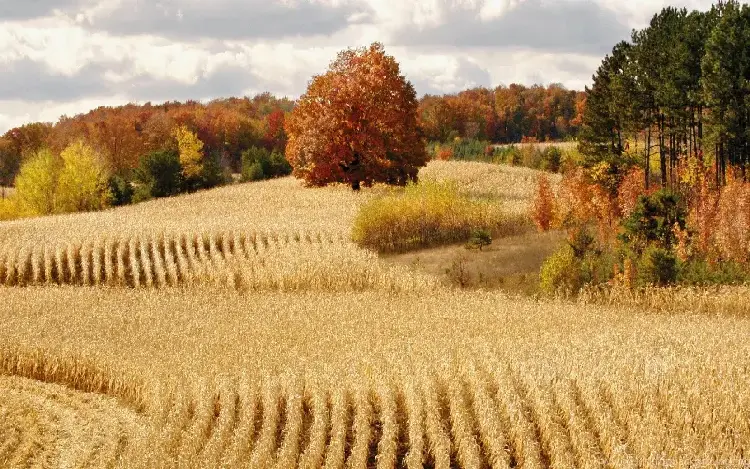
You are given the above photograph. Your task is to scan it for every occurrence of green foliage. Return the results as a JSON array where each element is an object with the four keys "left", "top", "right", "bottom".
[
  {"left": 108, "top": 175, "right": 134, "bottom": 206},
  {"left": 638, "top": 246, "right": 678, "bottom": 286},
  {"left": 620, "top": 189, "right": 687, "bottom": 253},
  {"left": 352, "top": 180, "right": 516, "bottom": 252},
  {"left": 13, "top": 148, "right": 61, "bottom": 216},
  {"left": 466, "top": 229, "right": 492, "bottom": 251},
  {"left": 0, "top": 138, "right": 21, "bottom": 188},
  {"left": 540, "top": 147, "right": 562, "bottom": 172},
  {"left": 199, "top": 151, "right": 228, "bottom": 190},
  {"left": 678, "top": 258, "right": 750, "bottom": 286},
  {"left": 241, "top": 146, "right": 292, "bottom": 182},
  {"left": 568, "top": 227, "right": 596, "bottom": 258},
  {"left": 134, "top": 150, "right": 183, "bottom": 201}
]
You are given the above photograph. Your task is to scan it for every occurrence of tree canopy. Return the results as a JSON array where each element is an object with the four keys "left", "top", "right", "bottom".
[
  {"left": 285, "top": 42, "right": 428, "bottom": 190},
  {"left": 580, "top": 1, "right": 750, "bottom": 189}
]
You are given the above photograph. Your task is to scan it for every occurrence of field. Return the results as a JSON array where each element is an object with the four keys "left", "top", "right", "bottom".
[{"left": 1, "top": 160, "right": 750, "bottom": 468}]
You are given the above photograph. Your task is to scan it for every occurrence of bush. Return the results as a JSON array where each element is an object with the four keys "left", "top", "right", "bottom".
[
  {"left": 539, "top": 244, "right": 582, "bottom": 295},
  {"left": 241, "top": 146, "right": 292, "bottom": 182},
  {"left": 531, "top": 175, "right": 557, "bottom": 231},
  {"left": 678, "top": 258, "right": 750, "bottom": 286},
  {"left": 521, "top": 146, "right": 542, "bottom": 169},
  {"left": 55, "top": 141, "right": 111, "bottom": 213},
  {"left": 108, "top": 175, "right": 134, "bottom": 206},
  {"left": 540, "top": 147, "right": 563, "bottom": 172},
  {"left": 13, "top": 148, "right": 60, "bottom": 216},
  {"left": 638, "top": 246, "right": 678, "bottom": 286},
  {"left": 133, "top": 150, "right": 183, "bottom": 201},
  {"left": 0, "top": 197, "right": 19, "bottom": 221},
  {"left": 352, "top": 180, "right": 513, "bottom": 252},
  {"left": 620, "top": 189, "right": 687, "bottom": 253},
  {"left": 466, "top": 229, "right": 492, "bottom": 251},
  {"left": 200, "top": 151, "right": 228, "bottom": 190}
]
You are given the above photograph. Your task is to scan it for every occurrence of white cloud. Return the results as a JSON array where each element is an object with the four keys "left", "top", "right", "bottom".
[{"left": 0, "top": 0, "right": 720, "bottom": 133}]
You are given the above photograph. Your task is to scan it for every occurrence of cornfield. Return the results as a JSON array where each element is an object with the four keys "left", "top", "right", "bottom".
[{"left": 1, "top": 162, "right": 749, "bottom": 468}]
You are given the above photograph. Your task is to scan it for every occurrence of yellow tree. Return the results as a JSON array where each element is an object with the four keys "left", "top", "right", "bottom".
[
  {"left": 56, "top": 141, "right": 111, "bottom": 213},
  {"left": 13, "top": 148, "right": 60, "bottom": 216},
  {"left": 172, "top": 124, "right": 204, "bottom": 181},
  {"left": 285, "top": 42, "right": 427, "bottom": 190}
]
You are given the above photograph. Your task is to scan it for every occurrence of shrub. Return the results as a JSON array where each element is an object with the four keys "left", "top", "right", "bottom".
[
  {"left": 0, "top": 197, "right": 19, "bottom": 221},
  {"left": 352, "top": 180, "right": 512, "bottom": 252},
  {"left": 269, "top": 150, "right": 292, "bottom": 177},
  {"left": 531, "top": 175, "right": 556, "bottom": 231},
  {"left": 715, "top": 179, "right": 750, "bottom": 264},
  {"left": 567, "top": 227, "right": 596, "bottom": 258},
  {"left": 540, "top": 146, "right": 562, "bottom": 172},
  {"left": 678, "top": 258, "right": 750, "bottom": 286},
  {"left": 466, "top": 229, "right": 492, "bottom": 251},
  {"left": 436, "top": 147, "right": 454, "bottom": 161},
  {"left": 503, "top": 146, "right": 522, "bottom": 166},
  {"left": 521, "top": 145, "right": 542, "bottom": 169},
  {"left": 620, "top": 189, "right": 687, "bottom": 253},
  {"left": 638, "top": 246, "right": 678, "bottom": 286},
  {"left": 55, "top": 141, "right": 111, "bottom": 213},
  {"left": 108, "top": 175, "right": 134, "bottom": 206},
  {"left": 241, "top": 146, "right": 292, "bottom": 182},
  {"left": 133, "top": 150, "right": 183, "bottom": 201},
  {"left": 199, "top": 151, "right": 228, "bottom": 190},
  {"left": 539, "top": 244, "right": 582, "bottom": 295}
]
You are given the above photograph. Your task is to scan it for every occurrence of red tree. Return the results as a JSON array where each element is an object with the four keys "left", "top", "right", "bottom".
[{"left": 285, "top": 43, "right": 428, "bottom": 190}]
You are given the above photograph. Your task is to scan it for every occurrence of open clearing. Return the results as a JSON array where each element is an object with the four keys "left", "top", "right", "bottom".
[{"left": 1, "top": 161, "right": 749, "bottom": 468}]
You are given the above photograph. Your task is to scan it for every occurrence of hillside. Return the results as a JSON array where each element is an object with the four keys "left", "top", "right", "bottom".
[{"left": 1, "top": 161, "right": 749, "bottom": 468}]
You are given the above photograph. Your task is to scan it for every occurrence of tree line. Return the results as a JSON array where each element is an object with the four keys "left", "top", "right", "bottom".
[
  {"left": 580, "top": 0, "right": 750, "bottom": 190},
  {"left": 0, "top": 84, "right": 586, "bottom": 196},
  {"left": 418, "top": 84, "right": 585, "bottom": 143},
  {"left": 0, "top": 93, "right": 293, "bottom": 192}
]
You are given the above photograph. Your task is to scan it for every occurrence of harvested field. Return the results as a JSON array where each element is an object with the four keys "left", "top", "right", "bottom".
[{"left": 1, "top": 161, "right": 748, "bottom": 467}]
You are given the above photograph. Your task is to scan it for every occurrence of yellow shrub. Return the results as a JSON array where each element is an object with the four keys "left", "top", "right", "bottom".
[
  {"left": 352, "top": 180, "right": 521, "bottom": 252},
  {"left": 0, "top": 197, "right": 19, "bottom": 221},
  {"left": 539, "top": 244, "right": 581, "bottom": 295}
]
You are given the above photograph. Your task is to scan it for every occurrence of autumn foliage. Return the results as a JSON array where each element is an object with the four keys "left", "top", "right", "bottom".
[
  {"left": 285, "top": 43, "right": 428, "bottom": 190},
  {"left": 531, "top": 174, "right": 556, "bottom": 231}
]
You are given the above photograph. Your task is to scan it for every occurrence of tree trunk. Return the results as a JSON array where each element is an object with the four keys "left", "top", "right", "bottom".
[
  {"left": 645, "top": 125, "right": 651, "bottom": 190},
  {"left": 351, "top": 180, "right": 361, "bottom": 191},
  {"left": 659, "top": 113, "right": 667, "bottom": 187}
]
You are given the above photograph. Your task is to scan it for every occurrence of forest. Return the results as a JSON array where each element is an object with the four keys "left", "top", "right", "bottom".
[
  {"left": 534, "top": 0, "right": 750, "bottom": 292},
  {"left": 580, "top": 0, "right": 750, "bottom": 188},
  {"left": 0, "top": 84, "right": 584, "bottom": 212}
]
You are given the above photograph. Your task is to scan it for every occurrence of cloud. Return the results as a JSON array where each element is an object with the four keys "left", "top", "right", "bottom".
[
  {"left": 0, "top": 0, "right": 88, "bottom": 21},
  {"left": 0, "top": 58, "right": 116, "bottom": 102},
  {"left": 82, "top": 0, "right": 372, "bottom": 41},
  {"left": 393, "top": 0, "right": 631, "bottom": 55},
  {"left": 394, "top": 52, "right": 493, "bottom": 96}
]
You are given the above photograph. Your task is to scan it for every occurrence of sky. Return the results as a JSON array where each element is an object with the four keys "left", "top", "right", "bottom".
[{"left": 0, "top": 0, "right": 718, "bottom": 133}]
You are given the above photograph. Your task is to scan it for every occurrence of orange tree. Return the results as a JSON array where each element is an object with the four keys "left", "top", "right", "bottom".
[{"left": 285, "top": 43, "right": 427, "bottom": 190}]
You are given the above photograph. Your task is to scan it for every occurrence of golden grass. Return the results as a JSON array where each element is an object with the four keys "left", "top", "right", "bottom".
[
  {"left": 2, "top": 161, "right": 748, "bottom": 467},
  {"left": 352, "top": 180, "right": 525, "bottom": 253},
  {"left": 1, "top": 287, "right": 750, "bottom": 466},
  {"left": 580, "top": 284, "right": 750, "bottom": 316},
  {"left": 420, "top": 160, "right": 561, "bottom": 215}
]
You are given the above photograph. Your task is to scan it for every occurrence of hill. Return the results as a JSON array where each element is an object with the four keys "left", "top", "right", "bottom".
[{"left": 1, "top": 161, "right": 749, "bottom": 468}]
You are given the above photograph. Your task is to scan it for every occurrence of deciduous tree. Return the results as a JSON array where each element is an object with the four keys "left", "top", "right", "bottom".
[{"left": 285, "top": 42, "right": 427, "bottom": 190}]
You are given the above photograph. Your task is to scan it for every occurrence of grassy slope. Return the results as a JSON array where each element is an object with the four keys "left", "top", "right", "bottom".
[{"left": 2, "top": 161, "right": 749, "bottom": 466}]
